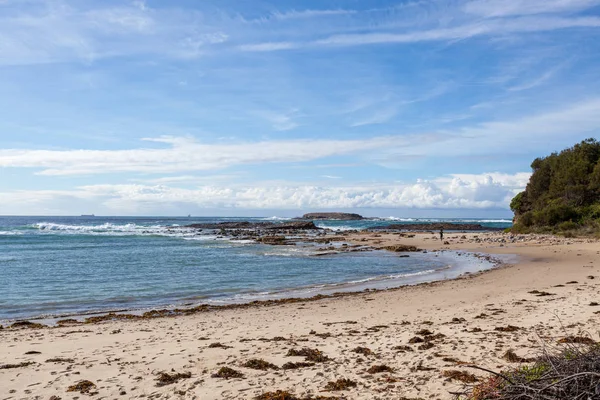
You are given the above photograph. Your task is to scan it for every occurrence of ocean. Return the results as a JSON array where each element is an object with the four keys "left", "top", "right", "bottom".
[{"left": 0, "top": 216, "right": 512, "bottom": 323}]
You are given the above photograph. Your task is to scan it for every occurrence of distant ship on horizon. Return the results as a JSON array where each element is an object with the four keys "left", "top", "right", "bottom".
[{"left": 81, "top": 214, "right": 95, "bottom": 217}]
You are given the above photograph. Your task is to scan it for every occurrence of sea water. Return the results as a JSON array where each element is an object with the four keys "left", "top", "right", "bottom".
[{"left": 0, "top": 216, "right": 512, "bottom": 322}]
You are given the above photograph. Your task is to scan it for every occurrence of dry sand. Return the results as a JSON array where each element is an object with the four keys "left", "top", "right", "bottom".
[{"left": 1, "top": 232, "right": 599, "bottom": 400}]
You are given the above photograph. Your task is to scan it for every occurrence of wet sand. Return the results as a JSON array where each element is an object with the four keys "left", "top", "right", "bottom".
[{"left": 1, "top": 231, "right": 599, "bottom": 399}]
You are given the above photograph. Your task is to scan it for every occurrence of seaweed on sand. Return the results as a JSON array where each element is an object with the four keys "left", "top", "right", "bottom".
[
  {"left": 255, "top": 390, "right": 345, "bottom": 400},
  {"left": 208, "top": 342, "right": 233, "bottom": 349},
  {"left": 0, "top": 361, "right": 34, "bottom": 369},
  {"left": 367, "top": 364, "right": 394, "bottom": 374},
  {"left": 351, "top": 347, "right": 374, "bottom": 356},
  {"left": 46, "top": 357, "right": 75, "bottom": 363},
  {"left": 243, "top": 359, "right": 279, "bottom": 370},
  {"left": 9, "top": 321, "right": 46, "bottom": 329},
  {"left": 66, "top": 380, "right": 96, "bottom": 393},
  {"left": 442, "top": 370, "right": 479, "bottom": 383},
  {"left": 212, "top": 366, "right": 244, "bottom": 379},
  {"left": 155, "top": 371, "right": 192, "bottom": 387},
  {"left": 286, "top": 348, "right": 330, "bottom": 362},
  {"left": 324, "top": 378, "right": 357, "bottom": 391},
  {"left": 494, "top": 325, "right": 521, "bottom": 332},
  {"left": 281, "top": 362, "right": 315, "bottom": 370},
  {"left": 502, "top": 350, "right": 533, "bottom": 363}
]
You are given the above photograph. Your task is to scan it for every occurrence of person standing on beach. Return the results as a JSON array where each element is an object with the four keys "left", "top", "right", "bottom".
[{"left": 440, "top": 228, "right": 444, "bottom": 241}]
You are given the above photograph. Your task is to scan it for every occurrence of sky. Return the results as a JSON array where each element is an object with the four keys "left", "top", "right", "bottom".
[{"left": 0, "top": 0, "right": 599, "bottom": 217}]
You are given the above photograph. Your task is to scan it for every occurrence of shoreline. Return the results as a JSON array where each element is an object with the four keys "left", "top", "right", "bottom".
[
  {"left": 1, "top": 247, "right": 505, "bottom": 326},
  {"left": 2, "top": 231, "right": 599, "bottom": 400}
]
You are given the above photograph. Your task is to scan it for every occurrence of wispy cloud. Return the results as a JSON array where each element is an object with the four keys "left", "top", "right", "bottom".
[
  {"left": 463, "top": 0, "right": 600, "bottom": 18},
  {"left": 253, "top": 109, "right": 301, "bottom": 131},
  {"left": 2, "top": 98, "right": 599, "bottom": 176},
  {"left": 507, "top": 63, "right": 566, "bottom": 91}
]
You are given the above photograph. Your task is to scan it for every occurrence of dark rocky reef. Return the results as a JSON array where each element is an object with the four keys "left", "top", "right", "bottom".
[
  {"left": 297, "top": 212, "right": 364, "bottom": 220},
  {"left": 369, "top": 223, "right": 503, "bottom": 231},
  {"left": 186, "top": 221, "right": 318, "bottom": 230}
]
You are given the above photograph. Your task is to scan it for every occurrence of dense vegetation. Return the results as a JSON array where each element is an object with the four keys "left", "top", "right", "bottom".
[{"left": 510, "top": 138, "right": 600, "bottom": 235}]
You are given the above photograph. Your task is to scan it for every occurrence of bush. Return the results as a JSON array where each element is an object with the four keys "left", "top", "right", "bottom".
[
  {"left": 533, "top": 204, "right": 579, "bottom": 226},
  {"left": 557, "top": 221, "right": 579, "bottom": 231}
]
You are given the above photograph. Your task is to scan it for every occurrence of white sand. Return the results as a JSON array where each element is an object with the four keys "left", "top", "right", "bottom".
[{"left": 1, "top": 232, "right": 599, "bottom": 399}]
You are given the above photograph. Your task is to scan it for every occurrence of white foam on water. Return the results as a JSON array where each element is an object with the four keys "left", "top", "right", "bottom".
[
  {"left": 315, "top": 224, "right": 359, "bottom": 231},
  {"left": 261, "top": 216, "right": 292, "bottom": 221},
  {"left": 0, "top": 230, "right": 24, "bottom": 235}
]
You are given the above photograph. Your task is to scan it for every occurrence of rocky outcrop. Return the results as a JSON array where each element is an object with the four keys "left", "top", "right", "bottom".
[
  {"left": 379, "top": 244, "right": 420, "bottom": 252},
  {"left": 370, "top": 223, "right": 503, "bottom": 231},
  {"left": 186, "top": 221, "right": 318, "bottom": 230},
  {"left": 299, "top": 213, "right": 364, "bottom": 220}
]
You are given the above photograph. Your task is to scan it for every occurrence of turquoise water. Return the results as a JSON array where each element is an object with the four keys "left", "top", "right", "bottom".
[{"left": 0, "top": 216, "right": 511, "bottom": 322}]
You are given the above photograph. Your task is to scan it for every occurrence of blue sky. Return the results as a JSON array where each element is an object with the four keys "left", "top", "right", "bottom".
[{"left": 0, "top": 0, "right": 599, "bottom": 216}]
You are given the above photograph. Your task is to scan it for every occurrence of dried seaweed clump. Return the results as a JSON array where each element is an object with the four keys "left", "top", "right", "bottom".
[
  {"left": 557, "top": 336, "right": 596, "bottom": 345},
  {"left": 286, "top": 348, "right": 330, "bottom": 362},
  {"left": 208, "top": 342, "right": 233, "bottom": 349},
  {"left": 66, "top": 380, "right": 96, "bottom": 393},
  {"left": 0, "top": 361, "right": 35, "bottom": 370},
  {"left": 255, "top": 390, "right": 344, "bottom": 400},
  {"left": 466, "top": 338, "right": 600, "bottom": 400},
  {"left": 9, "top": 321, "right": 46, "bottom": 329},
  {"left": 367, "top": 364, "right": 394, "bottom": 374},
  {"left": 418, "top": 342, "right": 435, "bottom": 350},
  {"left": 243, "top": 359, "right": 279, "bottom": 370},
  {"left": 212, "top": 366, "right": 245, "bottom": 379},
  {"left": 416, "top": 329, "right": 433, "bottom": 336},
  {"left": 155, "top": 371, "right": 192, "bottom": 387},
  {"left": 502, "top": 350, "right": 532, "bottom": 363},
  {"left": 282, "top": 362, "right": 315, "bottom": 370},
  {"left": 442, "top": 370, "right": 479, "bottom": 383},
  {"left": 494, "top": 325, "right": 520, "bottom": 332},
  {"left": 46, "top": 357, "right": 75, "bottom": 363},
  {"left": 351, "top": 347, "right": 373, "bottom": 356},
  {"left": 324, "top": 378, "right": 357, "bottom": 391},
  {"left": 256, "top": 391, "right": 298, "bottom": 400},
  {"left": 393, "top": 345, "right": 414, "bottom": 352}
]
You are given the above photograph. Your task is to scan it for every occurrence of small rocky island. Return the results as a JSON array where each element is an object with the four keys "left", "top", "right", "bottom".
[{"left": 297, "top": 212, "right": 365, "bottom": 220}]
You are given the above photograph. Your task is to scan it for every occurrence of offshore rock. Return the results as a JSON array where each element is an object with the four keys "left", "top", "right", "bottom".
[
  {"left": 370, "top": 223, "right": 503, "bottom": 231},
  {"left": 186, "top": 221, "right": 317, "bottom": 230},
  {"left": 299, "top": 212, "right": 364, "bottom": 220}
]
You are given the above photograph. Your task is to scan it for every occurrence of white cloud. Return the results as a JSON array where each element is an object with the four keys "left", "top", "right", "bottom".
[
  {"left": 463, "top": 0, "right": 600, "bottom": 17},
  {"left": 0, "top": 172, "right": 529, "bottom": 213}
]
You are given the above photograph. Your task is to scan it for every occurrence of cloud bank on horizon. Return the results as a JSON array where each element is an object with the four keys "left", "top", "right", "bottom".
[{"left": 0, "top": 0, "right": 599, "bottom": 216}]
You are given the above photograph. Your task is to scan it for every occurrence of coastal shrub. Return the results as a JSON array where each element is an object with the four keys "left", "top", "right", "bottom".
[
  {"left": 510, "top": 138, "right": 600, "bottom": 234},
  {"left": 557, "top": 220, "right": 579, "bottom": 231}
]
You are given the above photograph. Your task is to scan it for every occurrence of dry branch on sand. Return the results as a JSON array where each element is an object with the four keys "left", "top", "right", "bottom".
[{"left": 457, "top": 334, "right": 600, "bottom": 400}]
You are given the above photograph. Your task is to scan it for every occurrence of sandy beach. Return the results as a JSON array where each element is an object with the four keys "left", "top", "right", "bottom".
[{"left": 2, "top": 231, "right": 599, "bottom": 400}]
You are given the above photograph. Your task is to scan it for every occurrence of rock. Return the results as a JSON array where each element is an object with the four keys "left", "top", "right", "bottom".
[
  {"left": 186, "top": 221, "right": 318, "bottom": 230},
  {"left": 370, "top": 223, "right": 503, "bottom": 231},
  {"left": 298, "top": 213, "right": 364, "bottom": 220},
  {"left": 380, "top": 244, "right": 420, "bottom": 252}
]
